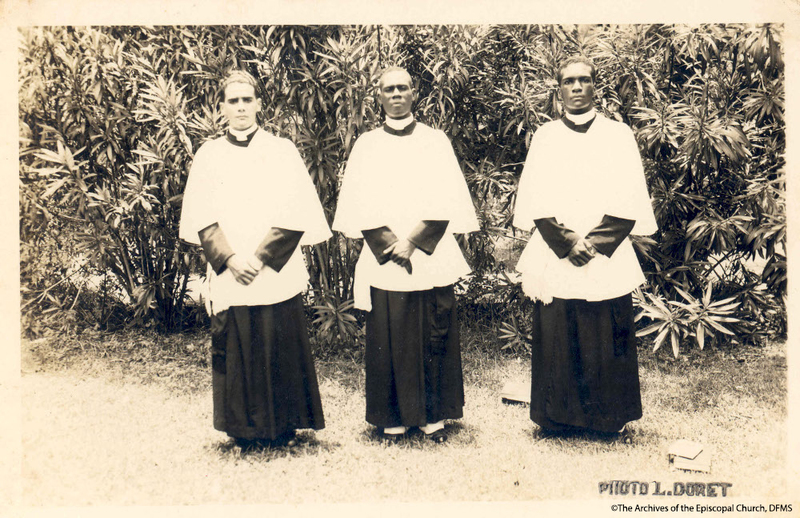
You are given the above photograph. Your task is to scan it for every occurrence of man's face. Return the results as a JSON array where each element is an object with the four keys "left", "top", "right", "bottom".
[
  {"left": 559, "top": 63, "right": 595, "bottom": 115},
  {"left": 221, "top": 82, "right": 261, "bottom": 131},
  {"left": 378, "top": 70, "right": 416, "bottom": 119}
]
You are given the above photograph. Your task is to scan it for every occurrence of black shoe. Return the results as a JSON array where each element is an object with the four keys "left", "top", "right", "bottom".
[
  {"left": 426, "top": 429, "right": 447, "bottom": 444},
  {"left": 617, "top": 426, "right": 634, "bottom": 445},
  {"left": 271, "top": 431, "right": 298, "bottom": 448},
  {"left": 234, "top": 437, "right": 262, "bottom": 451},
  {"left": 380, "top": 431, "right": 405, "bottom": 444}
]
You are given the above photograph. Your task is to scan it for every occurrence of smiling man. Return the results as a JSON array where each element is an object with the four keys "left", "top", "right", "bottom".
[
  {"left": 513, "top": 56, "right": 658, "bottom": 441},
  {"left": 333, "top": 66, "right": 479, "bottom": 444},
  {"left": 180, "top": 70, "right": 331, "bottom": 449}
]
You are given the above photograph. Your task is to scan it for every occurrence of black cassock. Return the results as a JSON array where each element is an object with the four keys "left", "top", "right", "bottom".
[
  {"left": 529, "top": 293, "right": 641, "bottom": 433},
  {"left": 210, "top": 298, "right": 324, "bottom": 440},
  {"left": 361, "top": 222, "right": 464, "bottom": 428},
  {"left": 182, "top": 129, "right": 328, "bottom": 441},
  {"left": 201, "top": 222, "right": 325, "bottom": 440}
]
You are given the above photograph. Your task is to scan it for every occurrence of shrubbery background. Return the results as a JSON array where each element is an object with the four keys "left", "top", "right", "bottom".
[{"left": 18, "top": 24, "right": 786, "bottom": 357}]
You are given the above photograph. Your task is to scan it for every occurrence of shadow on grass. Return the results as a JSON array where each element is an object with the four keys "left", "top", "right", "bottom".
[
  {"left": 316, "top": 348, "right": 365, "bottom": 393},
  {"left": 209, "top": 431, "right": 342, "bottom": 460},
  {"left": 638, "top": 341, "right": 787, "bottom": 416},
  {"left": 20, "top": 328, "right": 788, "bottom": 502},
  {"left": 532, "top": 427, "right": 633, "bottom": 447},
  {"left": 355, "top": 421, "right": 477, "bottom": 449}
]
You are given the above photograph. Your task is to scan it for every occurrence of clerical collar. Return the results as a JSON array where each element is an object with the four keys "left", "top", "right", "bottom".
[
  {"left": 383, "top": 115, "right": 416, "bottom": 136},
  {"left": 226, "top": 125, "right": 258, "bottom": 147},
  {"left": 562, "top": 109, "right": 597, "bottom": 134}
]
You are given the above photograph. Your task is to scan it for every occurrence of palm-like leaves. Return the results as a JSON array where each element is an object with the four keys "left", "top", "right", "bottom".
[
  {"left": 19, "top": 24, "right": 785, "bottom": 348},
  {"left": 312, "top": 297, "right": 361, "bottom": 345},
  {"left": 636, "top": 284, "right": 740, "bottom": 357}
]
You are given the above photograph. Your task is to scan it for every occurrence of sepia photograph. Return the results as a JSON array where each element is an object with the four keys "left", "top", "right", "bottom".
[{"left": 4, "top": 1, "right": 798, "bottom": 516}]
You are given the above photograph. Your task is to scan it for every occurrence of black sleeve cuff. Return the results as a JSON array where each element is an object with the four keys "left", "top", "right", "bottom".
[
  {"left": 254, "top": 227, "right": 305, "bottom": 272},
  {"left": 361, "top": 226, "right": 399, "bottom": 265},
  {"left": 585, "top": 215, "right": 636, "bottom": 257},
  {"left": 198, "top": 223, "right": 235, "bottom": 274},
  {"left": 533, "top": 217, "right": 580, "bottom": 259},
  {"left": 407, "top": 220, "right": 449, "bottom": 255}
]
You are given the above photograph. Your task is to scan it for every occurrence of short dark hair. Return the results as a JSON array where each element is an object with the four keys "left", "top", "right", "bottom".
[
  {"left": 219, "top": 70, "right": 259, "bottom": 101},
  {"left": 555, "top": 56, "right": 597, "bottom": 84},
  {"left": 377, "top": 65, "right": 414, "bottom": 89}
]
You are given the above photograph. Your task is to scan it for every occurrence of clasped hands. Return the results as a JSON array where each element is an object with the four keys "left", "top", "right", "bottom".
[
  {"left": 226, "top": 254, "right": 264, "bottom": 286},
  {"left": 228, "top": 238, "right": 418, "bottom": 284},
  {"left": 232, "top": 236, "right": 588, "bottom": 281},
  {"left": 567, "top": 237, "right": 597, "bottom": 267},
  {"left": 383, "top": 239, "right": 416, "bottom": 274}
]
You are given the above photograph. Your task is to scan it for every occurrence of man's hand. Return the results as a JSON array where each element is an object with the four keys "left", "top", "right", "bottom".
[
  {"left": 246, "top": 255, "right": 264, "bottom": 272},
  {"left": 567, "top": 238, "right": 597, "bottom": 267},
  {"left": 226, "top": 255, "right": 260, "bottom": 285},
  {"left": 383, "top": 239, "right": 416, "bottom": 274}
]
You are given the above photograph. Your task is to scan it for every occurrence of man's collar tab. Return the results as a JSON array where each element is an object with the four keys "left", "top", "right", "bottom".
[
  {"left": 561, "top": 115, "right": 596, "bottom": 134},
  {"left": 226, "top": 127, "right": 258, "bottom": 147},
  {"left": 382, "top": 120, "right": 417, "bottom": 136}
]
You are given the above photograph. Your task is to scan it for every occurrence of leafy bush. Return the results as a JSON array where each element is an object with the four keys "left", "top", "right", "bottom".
[
  {"left": 19, "top": 24, "right": 785, "bottom": 354},
  {"left": 310, "top": 294, "right": 364, "bottom": 351},
  {"left": 463, "top": 25, "right": 786, "bottom": 354},
  {"left": 635, "top": 285, "right": 741, "bottom": 357},
  {"left": 19, "top": 27, "right": 208, "bottom": 332}
]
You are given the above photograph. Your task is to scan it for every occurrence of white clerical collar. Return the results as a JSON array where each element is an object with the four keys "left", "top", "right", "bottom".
[
  {"left": 229, "top": 125, "right": 258, "bottom": 141},
  {"left": 564, "top": 108, "right": 596, "bottom": 125},
  {"left": 384, "top": 115, "right": 414, "bottom": 131}
]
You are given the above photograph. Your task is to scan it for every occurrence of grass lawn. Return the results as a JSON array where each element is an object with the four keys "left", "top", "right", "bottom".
[{"left": 19, "top": 325, "right": 789, "bottom": 506}]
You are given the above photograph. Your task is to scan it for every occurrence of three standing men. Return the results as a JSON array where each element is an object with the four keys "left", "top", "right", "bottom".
[
  {"left": 513, "top": 56, "right": 657, "bottom": 438},
  {"left": 181, "top": 57, "right": 655, "bottom": 447},
  {"left": 333, "top": 67, "right": 480, "bottom": 442},
  {"left": 180, "top": 71, "right": 331, "bottom": 448}
]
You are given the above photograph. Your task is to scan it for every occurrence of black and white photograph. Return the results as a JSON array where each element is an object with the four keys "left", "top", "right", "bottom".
[{"left": 3, "top": 1, "right": 798, "bottom": 516}]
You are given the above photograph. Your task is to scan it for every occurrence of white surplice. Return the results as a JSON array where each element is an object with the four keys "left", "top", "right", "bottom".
[
  {"left": 180, "top": 129, "right": 331, "bottom": 312},
  {"left": 333, "top": 121, "right": 479, "bottom": 310},
  {"left": 513, "top": 114, "right": 658, "bottom": 303}
]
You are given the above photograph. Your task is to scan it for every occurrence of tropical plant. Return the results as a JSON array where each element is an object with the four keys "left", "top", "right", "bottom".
[
  {"left": 498, "top": 316, "right": 533, "bottom": 354},
  {"left": 311, "top": 295, "right": 363, "bottom": 348},
  {"left": 635, "top": 284, "right": 740, "bottom": 357},
  {"left": 19, "top": 24, "right": 785, "bottom": 355}
]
